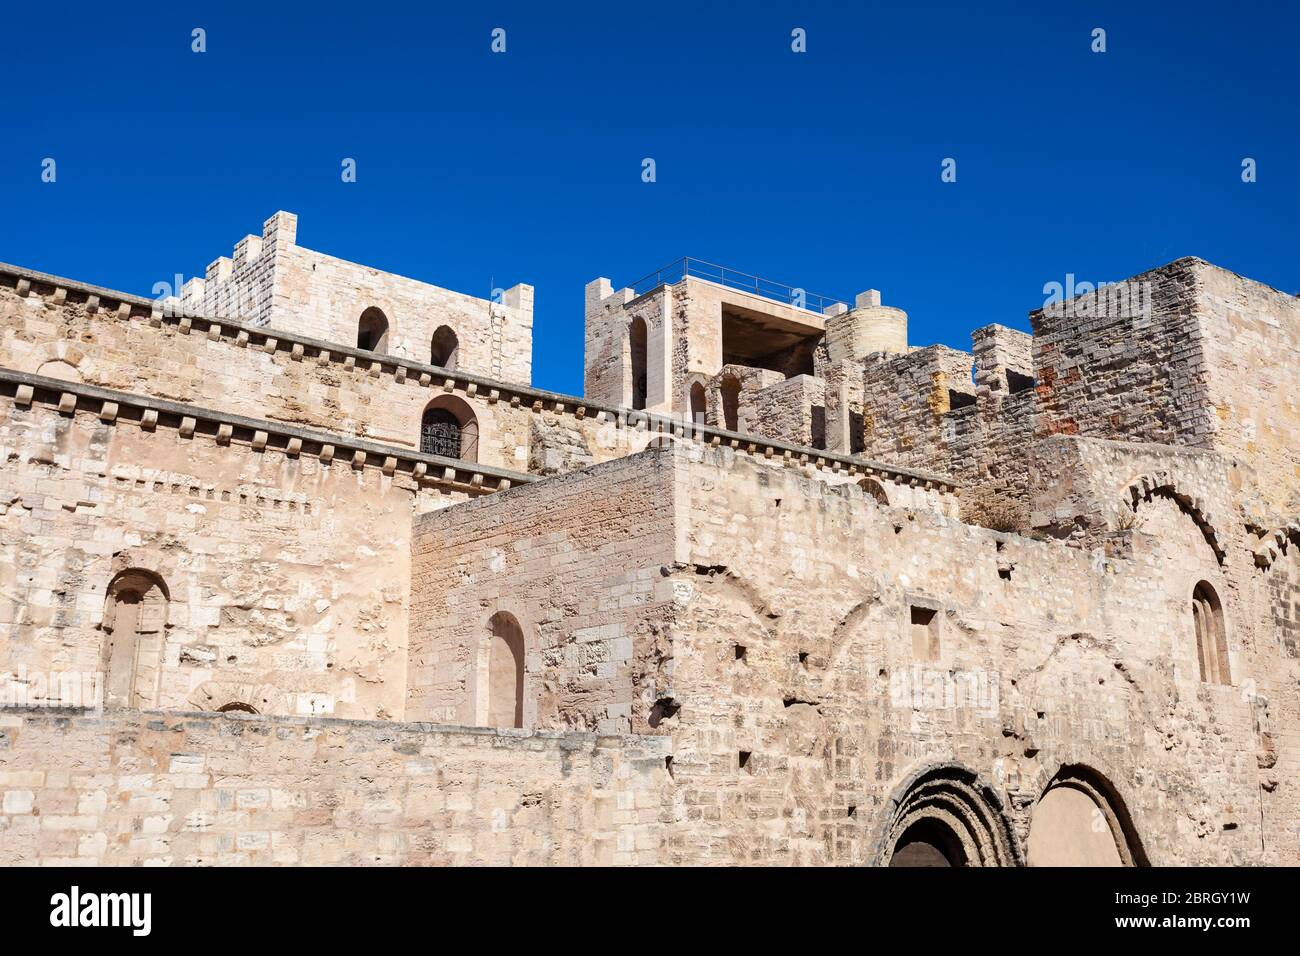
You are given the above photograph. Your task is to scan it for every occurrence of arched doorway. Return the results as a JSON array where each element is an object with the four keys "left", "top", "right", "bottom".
[
  {"left": 629, "top": 317, "right": 648, "bottom": 410},
  {"left": 419, "top": 395, "right": 479, "bottom": 462},
  {"left": 357, "top": 307, "right": 390, "bottom": 353},
  {"left": 878, "top": 765, "right": 1020, "bottom": 867},
  {"left": 102, "top": 569, "right": 169, "bottom": 709},
  {"left": 430, "top": 325, "right": 459, "bottom": 370},
  {"left": 1027, "top": 766, "right": 1148, "bottom": 866},
  {"left": 889, "top": 818, "right": 968, "bottom": 867}
]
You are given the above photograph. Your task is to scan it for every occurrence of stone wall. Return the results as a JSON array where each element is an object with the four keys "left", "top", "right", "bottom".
[
  {"left": 407, "top": 451, "right": 681, "bottom": 732},
  {"left": 0, "top": 393, "right": 445, "bottom": 721},
  {"left": 0, "top": 708, "right": 669, "bottom": 866},
  {"left": 416, "top": 442, "right": 1289, "bottom": 865},
  {"left": 179, "top": 212, "right": 534, "bottom": 386},
  {"left": 0, "top": 268, "right": 951, "bottom": 507}
]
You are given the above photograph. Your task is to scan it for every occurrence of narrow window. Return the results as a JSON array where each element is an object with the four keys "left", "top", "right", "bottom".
[
  {"left": 720, "top": 374, "right": 741, "bottom": 432},
  {"left": 1192, "top": 582, "right": 1230, "bottom": 684},
  {"left": 689, "top": 382, "right": 707, "bottom": 426},
  {"left": 629, "top": 317, "right": 648, "bottom": 410},
  {"left": 430, "top": 325, "right": 459, "bottom": 370},
  {"left": 357, "top": 307, "right": 390, "bottom": 353}
]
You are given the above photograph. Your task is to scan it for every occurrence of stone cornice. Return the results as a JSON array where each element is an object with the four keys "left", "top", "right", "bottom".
[
  {"left": 0, "top": 368, "right": 531, "bottom": 493},
  {"left": 0, "top": 260, "right": 959, "bottom": 493}
]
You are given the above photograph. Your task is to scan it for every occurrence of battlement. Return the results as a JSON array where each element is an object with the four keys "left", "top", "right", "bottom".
[{"left": 175, "top": 211, "right": 535, "bottom": 386}]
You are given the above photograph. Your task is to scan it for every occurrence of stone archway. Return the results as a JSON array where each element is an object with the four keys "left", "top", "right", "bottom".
[
  {"left": 1026, "top": 765, "right": 1148, "bottom": 866},
  {"left": 875, "top": 764, "right": 1021, "bottom": 867}
]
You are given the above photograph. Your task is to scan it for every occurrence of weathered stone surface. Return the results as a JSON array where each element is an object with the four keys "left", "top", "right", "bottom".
[{"left": 0, "top": 240, "right": 1296, "bottom": 866}]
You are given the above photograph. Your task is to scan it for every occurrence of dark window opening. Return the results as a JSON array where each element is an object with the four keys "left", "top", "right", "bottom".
[
  {"left": 889, "top": 819, "right": 968, "bottom": 867},
  {"left": 430, "top": 325, "right": 459, "bottom": 370},
  {"left": 810, "top": 405, "right": 826, "bottom": 450},
  {"left": 629, "top": 317, "right": 648, "bottom": 410},
  {"left": 1007, "top": 369, "right": 1036, "bottom": 393},
  {"left": 357, "top": 307, "right": 389, "bottom": 354},
  {"left": 719, "top": 374, "right": 740, "bottom": 432},
  {"left": 948, "top": 389, "right": 976, "bottom": 410}
]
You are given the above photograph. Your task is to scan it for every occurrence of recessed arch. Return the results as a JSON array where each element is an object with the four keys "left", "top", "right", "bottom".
[
  {"left": 1120, "top": 473, "right": 1224, "bottom": 564},
  {"left": 875, "top": 763, "right": 1021, "bottom": 867},
  {"left": 476, "top": 611, "right": 526, "bottom": 729},
  {"left": 1192, "top": 580, "right": 1230, "bottom": 684},
  {"left": 859, "top": 477, "right": 890, "bottom": 506},
  {"left": 36, "top": 359, "right": 82, "bottom": 383},
  {"left": 217, "top": 701, "right": 259, "bottom": 715},
  {"left": 357, "top": 306, "right": 390, "bottom": 354},
  {"left": 689, "top": 381, "right": 707, "bottom": 426},
  {"left": 628, "top": 316, "right": 648, "bottom": 410},
  {"left": 101, "top": 568, "right": 169, "bottom": 709},
  {"left": 419, "top": 394, "right": 479, "bottom": 462},
  {"left": 430, "top": 325, "right": 459, "bottom": 370},
  {"left": 719, "top": 373, "right": 741, "bottom": 432},
  {"left": 1027, "top": 765, "right": 1148, "bottom": 866}
]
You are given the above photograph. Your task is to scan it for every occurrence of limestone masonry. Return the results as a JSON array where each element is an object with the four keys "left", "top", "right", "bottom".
[{"left": 0, "top": 214, "right": 1296, "bottom": 865}]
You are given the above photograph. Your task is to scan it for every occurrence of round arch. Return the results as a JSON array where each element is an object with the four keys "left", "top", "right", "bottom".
[
  {"left": 1027, "top": 764, "right": 1148, "bottom": 866},
  {"left": 101, "top": 568, "right": 170, "bottom": 710},
  {"left": 419, "top": 394, "right": 479, "bottom": 462},
  {"left": 1119, "top": 473, "right": 1224, "bottom": 564},
  {"left": 357, "top": 306, "right": 390, "bottom": 354},
  {"left": 430, "top": 325, "right": 459, "bottom": 370},
  {"left": 874, "top": 763, "right": 1021, "bottom": 867}
]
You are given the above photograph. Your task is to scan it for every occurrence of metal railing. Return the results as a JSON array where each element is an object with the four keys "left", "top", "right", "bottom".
[{"left": 629, "top": 257, "right": 846, "bottom": 314}]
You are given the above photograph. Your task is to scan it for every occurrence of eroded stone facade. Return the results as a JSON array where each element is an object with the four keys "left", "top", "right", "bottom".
[{"left": 0, "top": 242, "right": 1296, "bottom": 866}]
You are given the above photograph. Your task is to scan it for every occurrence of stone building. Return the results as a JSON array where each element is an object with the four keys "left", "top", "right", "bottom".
[{"left": 0, "top": 216, "right": 1295, "bottom": 866}]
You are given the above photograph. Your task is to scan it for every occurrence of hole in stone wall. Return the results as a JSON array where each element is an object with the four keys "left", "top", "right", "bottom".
[
  {"left": 735, "top": 644, "right": 747, "bottom": 661},
  {"left": 947, "top": 389, "right": 976, "bottom": 411},
  {"left": 1007, "top": 369, "right": 1036, "bottom": 394},
  {"left": 910, "top": 606, "right": 940, "bottom": 661},
  {"left": 738, "top": 751, "right": 752, "bottom": 771},
  {"left": 998, "top": 567, "right": 1012, "bottom": 581},
  {"left": 648, "top": 698, "right": 681, "bottom": 727},
  {"left": 798, "top": 651, "right": 809, "bottom": 667}
]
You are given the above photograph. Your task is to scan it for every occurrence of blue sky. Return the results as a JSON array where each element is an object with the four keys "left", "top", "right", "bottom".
[{"left": 2, "top": 1, "right": 1295, "bottom": 395}]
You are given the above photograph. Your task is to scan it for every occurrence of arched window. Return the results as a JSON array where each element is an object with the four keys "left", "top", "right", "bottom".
[
  {"left": 102, "top": 569, "right": 169, "bottom": 709},
  {"left": 1193, "top": 581, "right": 1230, "bottom": 684},
  {"left": 719, "top": 374, "right": 741, "bottom": 432},
  {"left": 689, "top": 382, "right": 707, "bottom": 426},
  {"left": 485, "top": 611, "right": 525, "bottom": 729},
  {"left": 419, "top": 395, "right": 479, "bottom": 462},
  {"left": 356, "top": 307, "right": 389, "bottom": 353},
  {"left": 629, "top": 317, "right": 648, "bottom": 410},
  {"left": 430, "top": 325, "right": 459, "bottom": 370}
]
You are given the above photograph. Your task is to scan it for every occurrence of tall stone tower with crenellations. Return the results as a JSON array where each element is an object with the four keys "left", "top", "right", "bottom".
[{"left": 0, "top": 217, "right": 1296, "bottom": 866}]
